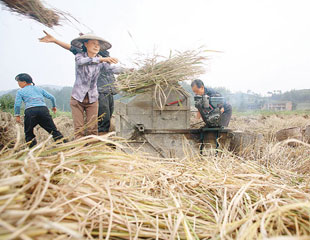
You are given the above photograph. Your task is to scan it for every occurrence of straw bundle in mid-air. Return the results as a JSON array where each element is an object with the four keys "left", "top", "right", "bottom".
[
  {"left": 117, "top": 49, "right": 208, "bottom": 97},
  {"left": 0, "top": 0, "right": 61, "bottom": 27}
]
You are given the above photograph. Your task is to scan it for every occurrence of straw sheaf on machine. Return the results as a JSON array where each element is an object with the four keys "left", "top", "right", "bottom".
[
  {"left": 0, "top": 0, "right": 61, "bottom": 27},
  {"left": 116, "top": 49, "right": 208, "bottom": 108}
]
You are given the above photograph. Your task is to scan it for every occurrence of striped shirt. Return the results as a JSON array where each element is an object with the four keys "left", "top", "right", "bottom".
[{"left": 14, "top": 85, "right": 56, "bottom": 116}]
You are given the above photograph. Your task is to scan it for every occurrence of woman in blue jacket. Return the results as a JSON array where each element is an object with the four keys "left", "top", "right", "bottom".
[{"left": 14, "top": 73, "right": 65, "bottom": 147}]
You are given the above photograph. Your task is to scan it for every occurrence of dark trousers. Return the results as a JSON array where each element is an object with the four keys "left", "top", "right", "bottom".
[
  {"left": 220, "top": 104, "right": 232, "bottom": 127},
  {"left": 98, "top": 93, "right": 114, "bottom": 133},
  {"left": 24, "top": 106, "right": 63, "bottom": 147}
]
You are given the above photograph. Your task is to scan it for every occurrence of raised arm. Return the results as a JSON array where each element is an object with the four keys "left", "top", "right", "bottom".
[{"left": 39, "top": 30, "right": 71, "bottom": 50}]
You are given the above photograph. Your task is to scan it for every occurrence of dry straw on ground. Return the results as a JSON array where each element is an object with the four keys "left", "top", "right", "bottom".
[
  {"left": 229, "top": 114, "right": 310, "bottom": 142},
  {"left": 0, "top": 0, "right": 66, "bottom": 27},
  {"left": 0, "top": 114, "right": 74, "bottom": 150},
  {"left": 0, "top": 111, "right": 21, "bottom": 149},
  {"left": 0, "top": 130, "right": 310, "bottom": 239}
]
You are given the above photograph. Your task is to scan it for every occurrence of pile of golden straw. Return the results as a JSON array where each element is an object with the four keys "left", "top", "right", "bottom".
[
  {"left": 116, "top": 50, "right": 208, "bottom": 97},
  {"left": 1, "top": 134, "right": 310, "bottom": 239},
  {"left": 0, "top": 0, "right": 61, "bottom": 27},
  {"left": 0, "top": 112, "right": 20, "bottom": 149}
]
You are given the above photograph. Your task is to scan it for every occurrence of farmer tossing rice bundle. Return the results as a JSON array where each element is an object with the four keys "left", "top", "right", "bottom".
[
  {"left": 0, "top": 0, "right": 62, "bottom": 27},
  {"left": 117, "top": 49, "right": 208, "bottom": 97}
]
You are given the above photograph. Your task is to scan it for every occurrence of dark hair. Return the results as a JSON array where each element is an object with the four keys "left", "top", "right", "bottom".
[
  {"left": 82, "top": 40, "right": 88, "bottom": 52},
  {"left": 15, "top": 73, "right": 35, "bottom": 85},
  {"left": 191, "top": 79, "right": 204, "bottom": 89}
]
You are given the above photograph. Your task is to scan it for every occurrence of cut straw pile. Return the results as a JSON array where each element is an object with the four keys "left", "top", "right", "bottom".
[
  {"left": 0, "top": 0, "right": 63, "bottom": 27},
  {"left": 117, "top": 49, "right": 208, "bottom": 97},
  {"left": 1, "top": 133, "right": 310, "bottom": 239},
  {"left": 0, "top": 112, "right": 21, "bottom": 149}
]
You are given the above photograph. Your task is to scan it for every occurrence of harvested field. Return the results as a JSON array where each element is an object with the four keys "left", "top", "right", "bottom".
[
  {"left": 0, "top": 111, "right": 310, "bottom": 239},
  {"left": 0, "top": 111, "right": 22, "bottom": 149},
  {"left": 36, "top": 116, "right": 75, "bottom": 143},
  {"left": 0, "top": 114, "right": 75, "bottom": 149}
]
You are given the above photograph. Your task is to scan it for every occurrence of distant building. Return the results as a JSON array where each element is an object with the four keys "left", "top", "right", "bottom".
[{"left": 263, "top": 101, "right": 293, "bottom": 111}]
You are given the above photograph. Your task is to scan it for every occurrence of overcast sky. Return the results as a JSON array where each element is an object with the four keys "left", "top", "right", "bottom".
[{"left": 0, "top": 0, "right": 309, "bottom": 94}]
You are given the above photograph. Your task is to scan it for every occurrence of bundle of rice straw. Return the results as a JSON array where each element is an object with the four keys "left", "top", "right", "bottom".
[
  {"left": 0, "top": 111, "right": 20, "bottom": 149},
  {"left": 0, "top": 0, "right": 61, "bottom": 27},
  {"left": 117, "top": 49, "right": 208, "bottom": 97},
  {"left": 1, "top": 134, "right": 310, "bottom": 239}
]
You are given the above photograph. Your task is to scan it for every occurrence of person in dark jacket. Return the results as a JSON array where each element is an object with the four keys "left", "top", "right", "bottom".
[
  {"left": 191, "top": 79, "right": 232, "bottom": 127},
  {"left": 39, "top": 31, "right": 123, "bottom": 135}
]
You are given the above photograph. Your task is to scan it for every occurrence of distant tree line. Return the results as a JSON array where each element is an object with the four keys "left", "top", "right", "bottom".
[
  {"left": 1, "top": 84, "right": 310, "bottom": 113},
  {"left": 269, "top": 89, "right": 310, "bottom": 103}
]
